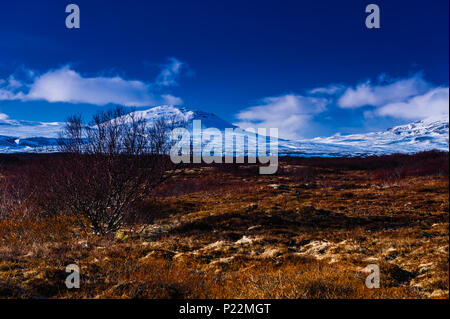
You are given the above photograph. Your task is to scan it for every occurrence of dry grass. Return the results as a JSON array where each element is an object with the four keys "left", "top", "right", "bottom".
[{"left": 0, "top": 152, "right": 448, "bottom": 299}]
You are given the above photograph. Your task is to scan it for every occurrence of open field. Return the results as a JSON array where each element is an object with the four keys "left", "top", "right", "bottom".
[{"left": 0, "top": 151, "right": 448, "bottom": 299}]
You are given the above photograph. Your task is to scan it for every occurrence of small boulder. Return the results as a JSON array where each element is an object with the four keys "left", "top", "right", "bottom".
[
  {"left": 268, "top": 184, "right": 290, "bottom": 190},
  {"left": 260, "top": 247, "right": 282, "bottom": 258}
]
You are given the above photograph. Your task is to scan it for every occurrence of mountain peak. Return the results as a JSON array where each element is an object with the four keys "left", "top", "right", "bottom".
[{"left": 130, "top": 105, "right": 236, "bottom": 130}]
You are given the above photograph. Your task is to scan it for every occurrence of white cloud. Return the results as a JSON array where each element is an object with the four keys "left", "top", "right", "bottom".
[
  {"left": 233, "top": 73, "right": 447, "bottom": 140},
  {"left": 337, "top": 74, "right": 430, "bottom": 108},
  {"left": 26, "top": 66, "right": 160, "bottom": 106},
  {"left": 0, "top": 89, "right": 21, "bottom": 101},
  {"left": 334, "top": 73, "right": 449, "bottom": 121},
  {"left": 5, "top": 76, "right": 23, "bottom": 89},
  {"left": 156, "top": 58, "right": 184, "bottom": 87},
  {"left": 234, "top": 94, "right": 328, "bottom": 140},
  {"left": 0, "top": 62, "right": 185, "bottom": 106},
  {"left": 373, "top": 87, "right": 449, "bottom": 120},
  {"left": 0, "top": 113, "right": 9, "bottom": 120},
  {"left": 0, "top": 74, "right": 28, "bottom": 100},
  {"left": 161, "top": 94, "right": 183, "bottom": 106},
  {"left": 309, "top": 84, "right": 345, "bottom": 95}
]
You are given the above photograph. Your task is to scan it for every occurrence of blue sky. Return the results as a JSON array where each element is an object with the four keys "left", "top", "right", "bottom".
[{"left": 0, "top": 0, "right": 448, "bottom": 139}]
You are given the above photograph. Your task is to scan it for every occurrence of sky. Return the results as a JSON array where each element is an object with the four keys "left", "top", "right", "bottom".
[{"left": 0, "top": 0, "right": 448, "bottom": 139}]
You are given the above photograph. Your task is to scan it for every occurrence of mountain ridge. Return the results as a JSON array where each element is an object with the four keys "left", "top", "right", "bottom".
[{"left": 0, "top": 105, "right": 448, "bottom": 155}]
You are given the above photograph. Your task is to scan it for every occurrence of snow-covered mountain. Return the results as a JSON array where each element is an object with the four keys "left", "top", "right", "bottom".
[
  {"left": 0, "top": 118, "right": 64, "bottom": 153},
  {"left": 279, "top": 116, "right": 449, "bottom": 156},
  {"left": 0, "top": 105, "right": 448, "bottom": 156},
  {"left": 0, "top": 106, "right": 236, "bottom": 153}
]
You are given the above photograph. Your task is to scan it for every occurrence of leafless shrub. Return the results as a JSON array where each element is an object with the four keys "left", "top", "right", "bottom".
[{"left": 34, "top": 106, "right": 185, "bottom": 235}]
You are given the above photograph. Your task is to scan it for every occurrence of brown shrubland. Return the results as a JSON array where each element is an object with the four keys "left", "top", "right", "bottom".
[{"left": 0, "top": 150, "right": 448, "bottom": 299}]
